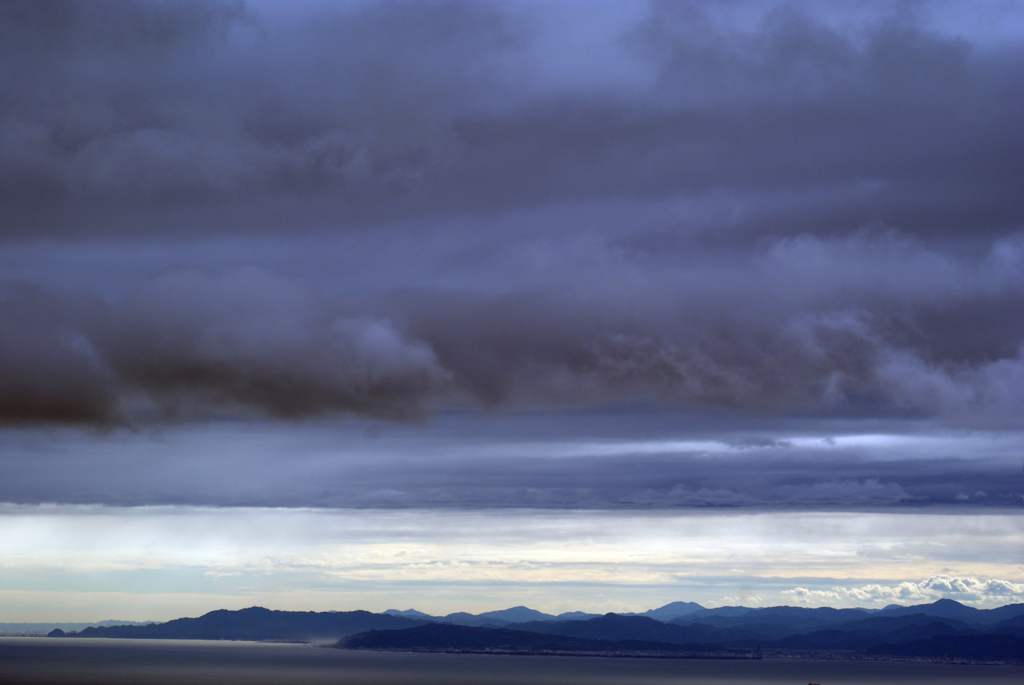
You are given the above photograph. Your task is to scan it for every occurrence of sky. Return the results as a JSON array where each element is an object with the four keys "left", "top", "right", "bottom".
[{"left": 0, "top": 0, "right": 1022, "bottom": 621}]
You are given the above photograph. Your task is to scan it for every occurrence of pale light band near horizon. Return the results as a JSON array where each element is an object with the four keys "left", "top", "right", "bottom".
[{"left": 0, "top": 505, "right": 1021, "bottom": 622}]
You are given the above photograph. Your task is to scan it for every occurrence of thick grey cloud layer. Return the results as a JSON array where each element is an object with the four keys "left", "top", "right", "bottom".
[
  {"left": 4, "top": 230, "right": 1024, "bottom": 425},
  {"left": 1, "top": 0, "right": 1023, "bottom": 427},
  {"left": 1, "top": 269, "right": 448, "bottom": 423},
  {"left": 1, "top": 0, "right": 1021, "bottom": 236}
]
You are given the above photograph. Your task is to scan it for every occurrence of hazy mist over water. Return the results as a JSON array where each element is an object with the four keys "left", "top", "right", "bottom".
[{"left": 0, "top": 639, "right": 1020, "bottom": 685}]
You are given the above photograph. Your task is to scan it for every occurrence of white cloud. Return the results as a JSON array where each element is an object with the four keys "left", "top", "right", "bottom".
[{"left": 783, "top": 575, "right": 1024, "bottom": 608}]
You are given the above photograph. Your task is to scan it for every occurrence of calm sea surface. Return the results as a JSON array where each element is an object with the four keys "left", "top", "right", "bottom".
[{"left": 0, "top": 638, "right": 1020, "bottom": 685}]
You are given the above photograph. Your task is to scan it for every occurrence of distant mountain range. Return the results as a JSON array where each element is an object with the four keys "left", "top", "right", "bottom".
[
  {"left": 47, "top": 599, "right": 1024, "bottom": 663},
  {"left": 381, "top": 600, "right": 704, "bottom": 626}
]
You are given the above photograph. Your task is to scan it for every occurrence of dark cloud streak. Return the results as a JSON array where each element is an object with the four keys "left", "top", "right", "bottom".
[
  {"left": 1, "top": 421, "right": 1020, "bottom": 509},
  {"left": 0, "top": 269, "right": 449, "bottom": 425}
]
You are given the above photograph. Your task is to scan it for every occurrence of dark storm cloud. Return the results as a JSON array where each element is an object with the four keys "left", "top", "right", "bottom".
[
  {"left": 1, "top": 1, "right": 1023, "bottom": 427},
  {"left": 3, "top": 229, "right": 1024, "bottom": 425},
  {"left": 1, "top": 0, "right": 1020, "bottom": 237},
  {"left": 0, "top": 270, "right": 448, "bottom": 424},
  {"left": 385, "top": 229, "right": 1024, "bottom": 424},
  {"left": 0, "top": 0, "right": 526, "bottom": 232},
  {"left": 0, "top": 281, "right": 116, "bottom": 424}
]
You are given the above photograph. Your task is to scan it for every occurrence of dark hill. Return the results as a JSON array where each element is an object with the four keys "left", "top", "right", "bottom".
[
  {"left": 507, "top": 613, "right": 730, "bottom": 645},
  {"left": 638, "top": 602, "right": 705, "bottom": 621},
  {"left": 774, "top": 619, "right": 978, "bottom": 652},
  {"left": 983, "top": 603, "right": 1024, "bottom": 623},
  {"left": 671, "top": 606, "right": 871, "bottom": 632},
  {"left": 340, "top": 623, "right": 731, "bottom": 656},
  {"left": 828, "top": 612, "right": 976, "bottom": 633},
  {"left": 683, "top": 606, "right": 753, "bottom": 619},
  {"left": 992, "top": 614, "right": 1024, "bottom": 637},
  {"left": 341, "top": 619, "right": 1024, "bottom": 662},
  {"left": 876, "top": 599, "right": 992, "bottom": 624},
  {"left": 867, "top": 633, "right": 1024, "bottom": 661}
]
